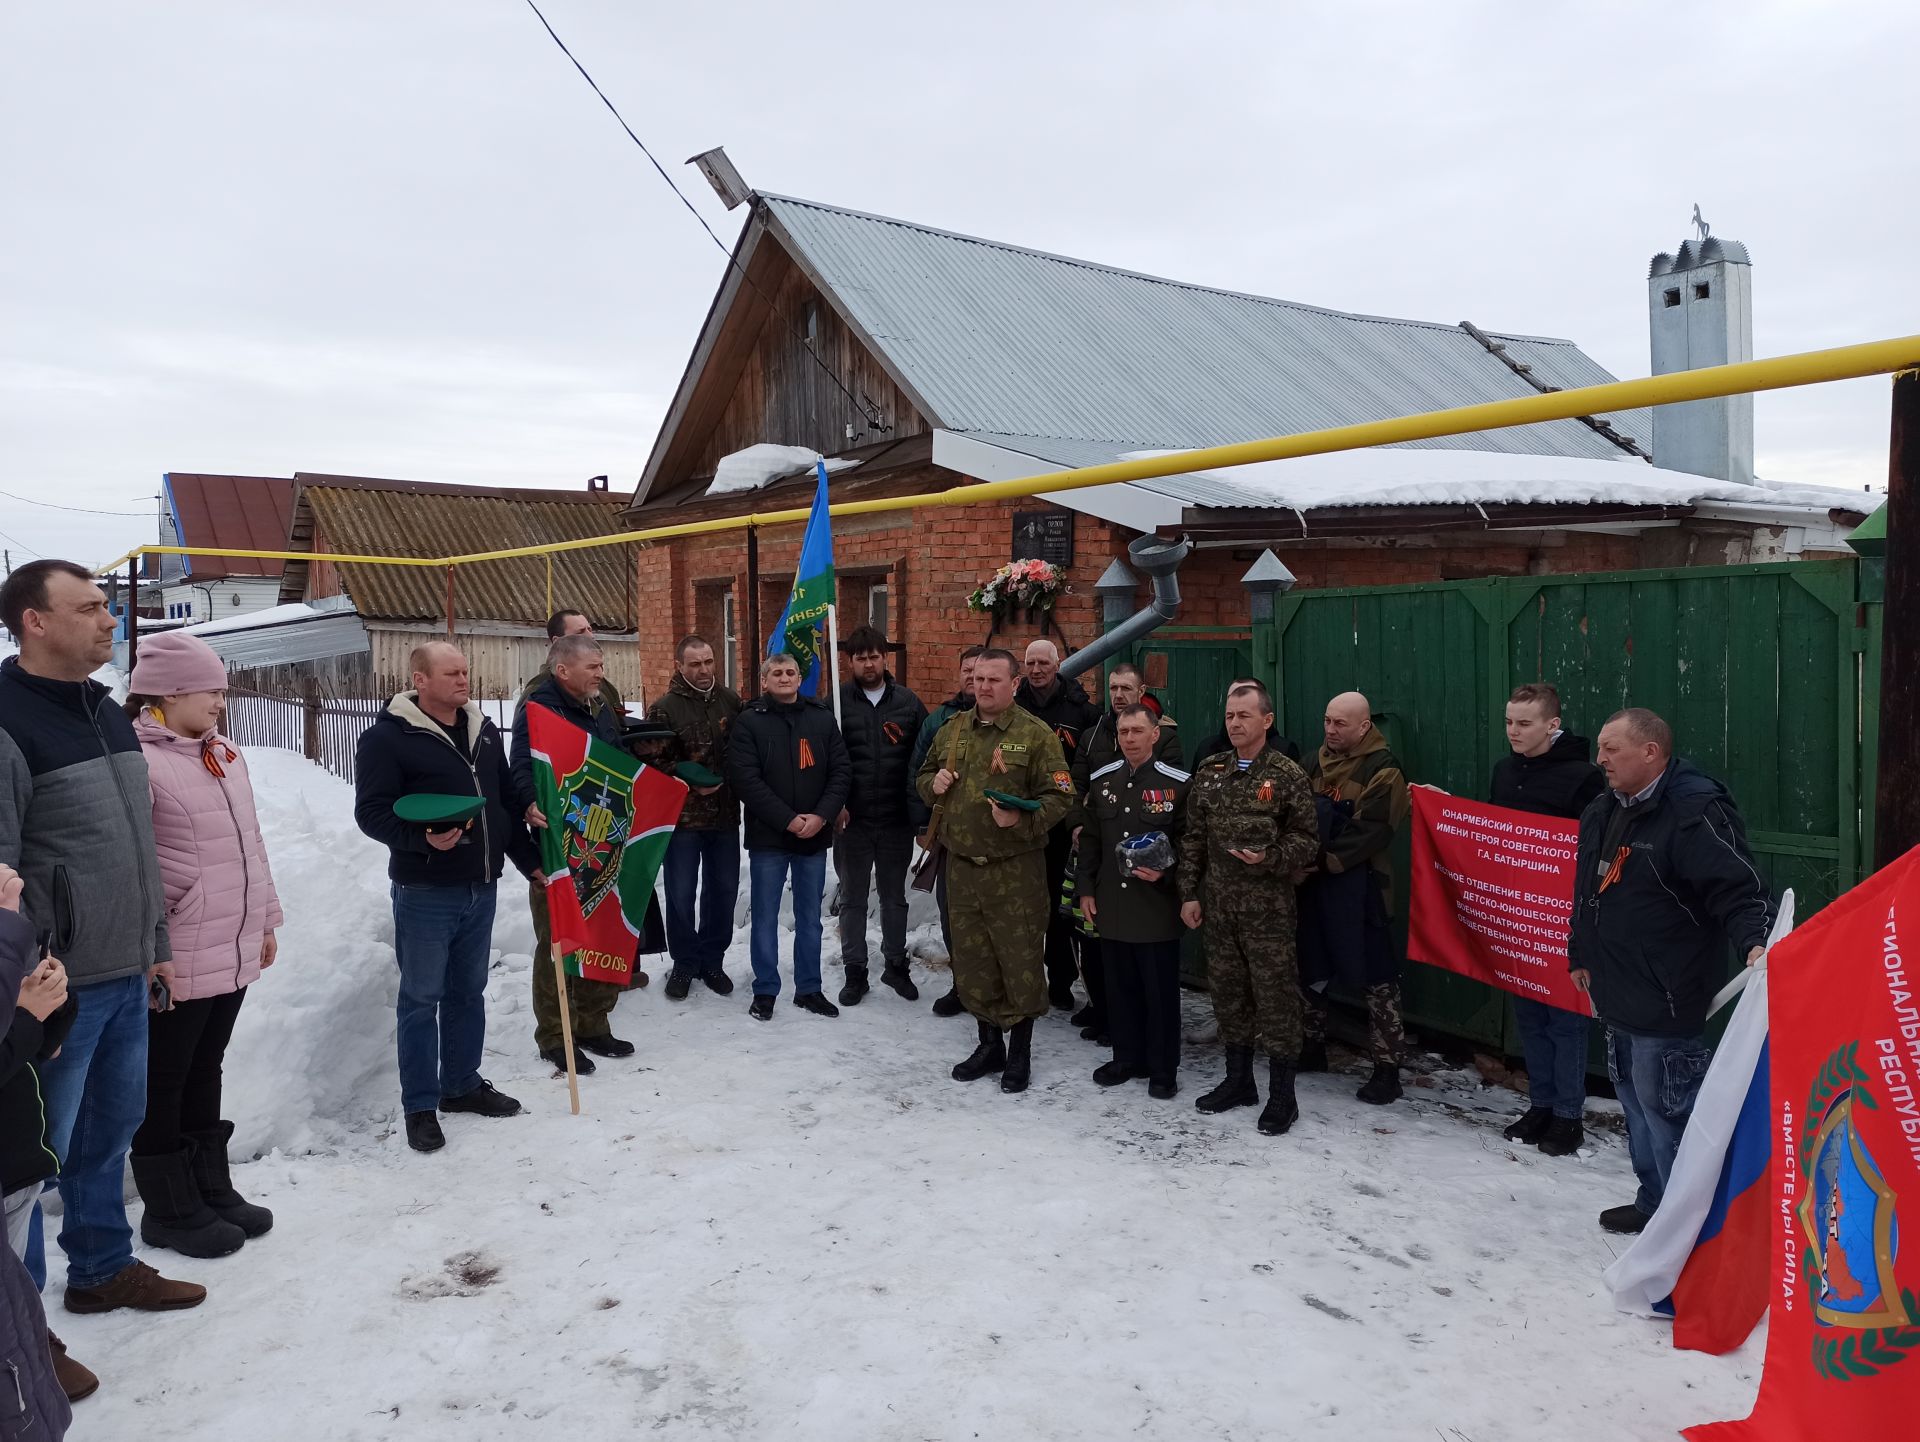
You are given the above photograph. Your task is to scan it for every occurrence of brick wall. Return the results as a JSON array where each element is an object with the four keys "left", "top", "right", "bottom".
[{"left": 631, "top": 473, "right": 1726, "bottom": 705}]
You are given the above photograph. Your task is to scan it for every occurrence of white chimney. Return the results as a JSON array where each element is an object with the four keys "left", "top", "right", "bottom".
[{"left": 1648, "top": 214, "right": 1754, "bottom": 485}]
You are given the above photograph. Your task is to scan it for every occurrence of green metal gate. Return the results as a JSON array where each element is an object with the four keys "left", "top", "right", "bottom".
[{"left": 1109, "top": 558, "right": 1877, "bottom": 1055}]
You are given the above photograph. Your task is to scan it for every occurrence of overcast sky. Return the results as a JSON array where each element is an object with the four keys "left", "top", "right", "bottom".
[{"left": 1, "top": 0, "right": 1911, "bottom": 566}]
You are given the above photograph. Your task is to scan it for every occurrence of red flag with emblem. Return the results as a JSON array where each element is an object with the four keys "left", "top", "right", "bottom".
[{"left": 1686, "top": 846, "right": 1920, "bottom": 1439}]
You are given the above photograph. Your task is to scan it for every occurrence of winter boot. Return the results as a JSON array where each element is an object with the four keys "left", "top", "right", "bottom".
[
  {"left": 665, "top": 970, "right": 693, "bottom": 1001},
  {"left": 1257, "top": 1057, "right": 1300, "bottom": 1136},
  {"left": 1070, "top": 1004, "right": 1097, "bottom": 1029},
  {"left": 1092, "top": 1059, "right": 1146, "bottom": 1087},
  {"left": 951, "top": 1020, "right": 1006, "bottom": 1081},
  {"left": 794, "top": 991, "right": 841, "bottom": 1018},
  {"left": 748, "top": 994, "right": 775, "bottom": 1021},
  {"left": 1297, "top": 1037, "right": 1329, "bottom": 1074},
  {"left": 47, "top": 1334, "right": 98, "bottom": 1402},
  {"left": 881, "top": 965, "right": 919, "bottom": 1002},
  {"left": 1356, "top": 1063, "right": 1403, "bottom": 1106},
  {"left": 703, "top": 969, "right": 736, "bottom": 996},
  {"left": 539, "top": 1044, "right": 594, "bottom": 1076},
  {"left": 130, "top": 1152, "right": 245, "bottom": 1259},
  {"left": 405, "top": 1111, "right": 445, "bottom": 1152},
  {"left": 932, "top": 987, "right": 965, "bottom": 1017},
  {"left": 1538, "top": 1117, "right": 1585, "bottom": 1156},
  {"left": 1001, "top": 1019, "right": 1035, "bottom": 1093},
  {"left": 1503, "top": 1106, "right": 1553, "bottom": 1144},
  {"left": 838, "top": 969, "right": 869, "bottom": 1007},
  {"left": 1600, "top": 1203, "right": 1650, "bottom": 1235},
  {"left": 185, "top": 1123, "right": 273, "bottom": 1237},
  {"left": 440, "top": 1080, "right": 522, "bottom": 1117},
  {"left": 577, "top": 1033, "right": 635, "bottom": 1059},
  {"left": 1194, "top": 1046, "right": 1259, "bottom": 1114}
]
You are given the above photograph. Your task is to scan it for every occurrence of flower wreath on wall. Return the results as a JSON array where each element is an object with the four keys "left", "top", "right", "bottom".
[{"left": 967, "top": 559, "right": 1070, "bottom": 623}]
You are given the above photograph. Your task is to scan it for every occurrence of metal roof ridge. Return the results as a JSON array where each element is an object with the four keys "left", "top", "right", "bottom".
[{"left": 758, "top": 192, "right": 1586, "bottom": 347}]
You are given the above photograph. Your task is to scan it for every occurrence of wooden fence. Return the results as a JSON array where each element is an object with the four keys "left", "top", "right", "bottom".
[{"left": 224, "top": 687, "right": 388, "bottom": 784}]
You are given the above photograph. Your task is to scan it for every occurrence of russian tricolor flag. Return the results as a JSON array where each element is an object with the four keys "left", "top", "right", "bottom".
[{"left": 1603, "top": 894, "right": 1791, "bottom": 1355}]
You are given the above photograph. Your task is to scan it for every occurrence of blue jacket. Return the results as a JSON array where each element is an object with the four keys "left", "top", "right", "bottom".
[{"left": 0, "top": 656, "right": 168, "bottom": 984}]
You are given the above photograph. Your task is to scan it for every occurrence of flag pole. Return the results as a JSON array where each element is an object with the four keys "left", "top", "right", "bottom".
[
  {"left": 554, "top": 949, "right": 582, "bottom": 1116},
  {"left": 826, "top": 604, "right": 843, "bottom": 724}
]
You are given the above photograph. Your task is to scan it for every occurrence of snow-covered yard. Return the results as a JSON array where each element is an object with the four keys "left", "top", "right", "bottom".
[{"left": 68, "top": 750, "right": 1760, "bottom": 1440}]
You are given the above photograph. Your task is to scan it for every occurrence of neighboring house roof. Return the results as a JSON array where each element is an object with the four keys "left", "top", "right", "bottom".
[
  {"left": 183, "top": 600, "right": 369, "bottom": 669},
  {"left": 277, "top": 473, "right": 638, "bottom": 629},
  {"left": 633, "top": 192, "right": 1653, "bottom": 508},
  {"left": 162, "top": 473, "right": 297, "bottom": 580}
]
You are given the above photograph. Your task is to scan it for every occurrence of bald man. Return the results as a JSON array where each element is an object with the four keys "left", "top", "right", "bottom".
[
  {"left": 1014, "top": 638, "right": 1102, "bottom": 1012},
  {"left": 1297, "top": 691, "right": 1411, "bottom": 1105},
  {"left": 355, "top": 642, "right": 540, "bottom": 1152}
]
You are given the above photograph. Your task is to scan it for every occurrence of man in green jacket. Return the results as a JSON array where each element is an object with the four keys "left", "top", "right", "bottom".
[{"left": 916, "top": 649, "right": 1073, "bottom": 1094}]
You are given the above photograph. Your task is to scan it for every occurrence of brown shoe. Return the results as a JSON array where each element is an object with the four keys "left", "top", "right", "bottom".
[
  {"left": 47, "top": 1333, "right": 99, "bottom": 1402},
  {"left": 63, "top": 1260, "right": 207, "bottom": 1315},
  {"left": 634, "top": 969, "right": 650, "bottom": 989}
]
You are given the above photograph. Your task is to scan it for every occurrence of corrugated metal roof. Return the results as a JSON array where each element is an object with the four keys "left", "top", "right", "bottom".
[
  {"left": 291, "top": 475, "right": 637, "bottom": 629},
  {"left": 760, "top": 194, "right": 1646, "bottom": 463},
  {"left": 163, "top": 473, "right": 296, "bottom": 579}
]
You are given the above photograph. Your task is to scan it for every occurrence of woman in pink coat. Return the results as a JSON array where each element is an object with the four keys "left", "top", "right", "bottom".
[{"left": 124, "top": 632, "right": 282, "bottom": 1259}]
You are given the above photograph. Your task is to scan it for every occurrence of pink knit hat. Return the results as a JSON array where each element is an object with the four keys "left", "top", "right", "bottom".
[{"left": 129, "top": 631, "right": 229, "bottom": 696}]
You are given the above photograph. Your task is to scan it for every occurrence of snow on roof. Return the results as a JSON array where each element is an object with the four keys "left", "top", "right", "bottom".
[
  {"left": 181, "top": 601, "right": 325, "bottom": 637},
  {"left": 1120, "top": 447, "right": 1869, "bottom": 514},
  {"left": 707, "top": 445, "right": 857, "bottom": 498}
]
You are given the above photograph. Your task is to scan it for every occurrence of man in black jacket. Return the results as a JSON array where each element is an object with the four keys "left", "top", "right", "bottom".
[
  {"left": 729, "top": 653, "right": 852, "bottom": 1021},
  {"left": 1015, "top": 638, "right": 1101, "bottom": 1010},
  {"left": 833, "top": 626, "right": 926, "bottom": 1007},
  {"left": 1570, "top": 707, "right": 1770, "bottom": 1236},
  {"left": 354, "top": 641, "right": 538, "bottom": 1153},
  {"left": 1488, "top": 683, "right": 1606, "bottom": 1158},
  {"left": 511, "top": 634, "right": 633, "bottom": 1076},
  {"left": 908, "top": 646, "right": 981, "bottom": 1018},
  {"left": 0, "top": 559, "right": 203, "bottom": 1320}
]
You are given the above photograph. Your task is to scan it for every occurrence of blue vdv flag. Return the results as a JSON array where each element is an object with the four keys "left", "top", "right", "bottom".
[{"left": 769, "top": 461, "right": 837, "bottom": 694}]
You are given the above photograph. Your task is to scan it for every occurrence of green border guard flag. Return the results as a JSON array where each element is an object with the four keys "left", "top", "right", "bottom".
[
  {"left": 527, "top": 702, "right": 688, "bottom": 986},
  {"left": 769, "top": 461, "right": 836, "bottom": 695}
]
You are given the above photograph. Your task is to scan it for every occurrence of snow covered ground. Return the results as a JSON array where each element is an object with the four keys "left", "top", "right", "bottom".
[{"left": 65, "top": 749, "right": 1762, "bottom": 1440}]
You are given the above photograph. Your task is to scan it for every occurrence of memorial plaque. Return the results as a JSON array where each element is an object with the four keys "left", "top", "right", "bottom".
[{"left": 1010, "top": 510, "right": 1073, "bottom": 567}]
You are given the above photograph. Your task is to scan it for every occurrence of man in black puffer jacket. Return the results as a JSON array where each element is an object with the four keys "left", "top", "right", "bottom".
[
  {"left": 832, "top": 627, "right": 927, "bottom": 1007},
  {"left": 1014, "top": 639, "right": 1101, "bottom": 1011},
  {"left": 1570, "top": 707, "right": 1770, "bottom": 1238},
  {"left": 730, "top": 652, "right": 851, "bottom": 1021},
  {"left": 908, "top": 646, "right": 981, "bottom": 1018},
  {"left": 1488, "top": 683, "right": 1606, "bottom": 1159},
  {"left": 355, "top": 641, "right": 539, "bottom": 1153}
]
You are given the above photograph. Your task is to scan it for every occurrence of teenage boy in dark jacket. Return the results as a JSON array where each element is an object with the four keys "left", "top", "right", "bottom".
[
  {"left": 0, "top": 864, "right": 71, "bottom": 1436},
  {"left": 1488, "top": 683, "right": 1606, "bottom": 1157},
  {"left": 729, "top": 653, "right": 851, "bottom": 1021},
  {"left": 832, "top": 627, "right": 927, "bottom": 1007},
  {"left": 1570, "top": 707, "right": 1770, "bottom": 1236},
  {"left": 355, "top": 641, "right": 539, "bottom": 1153}
]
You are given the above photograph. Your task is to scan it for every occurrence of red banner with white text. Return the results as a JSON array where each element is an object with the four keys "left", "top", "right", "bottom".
[{"left": 1407, "top": 788, "right": 1592, "bottom": 1016}]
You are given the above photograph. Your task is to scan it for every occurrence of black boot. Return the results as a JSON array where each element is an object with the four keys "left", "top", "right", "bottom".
[
  {"left": 664, "top": 971, "right": 693, "bottom": 1001},
  {"left": 1297, "top": 1037, "right": 1329, "bottom": 1073},
  {"left": 1195, "top": 1046, "right": 1259, "bottom": 1113},
  {"left": 185, "top": 1123, "right": 273, "bottom": 1237},
  {"left": 1257, "top": 1058, "right": 1299, "bottom": 1136},
  {"left": 1538, "top": 1117, "right": 1585, "bottom": 1156},
  {"left": 951, "top": 1019, "right": 1005, "bottom": 1081},
  {"left": 881, "top": 966, "right": 919, "bottom": 1001},
  {"left": 577, "top": 1033, "right": 634, "bottom": 1059},
  {"left": 932, "top": 987, "right": 965, "bottom": 1017},
  {"left": 539, "top": 1045, "right": 594, "bottom": 1075},
  {"left": 838, "top": 969, "right": 869, "bottom": 1007},
  {"left": 1001, "top": 1019, "right": 1034, "bottom": 1093},
  {"left": 1356, "top": 1063, "right": 1403, "bottom": 1106},
  {"left": 1503, "top": 1106, "right": 1553, "bottom": 1143},
  {"left": 131, "top": 1151, "right": 246, "bottom": 1259}
]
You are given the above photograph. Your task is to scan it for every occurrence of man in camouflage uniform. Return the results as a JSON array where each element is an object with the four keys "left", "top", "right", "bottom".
[
  {"left": 1299, "top": 690, "right": 1412, "bottom": 1105},
  {"left": 1179, "top": 681, "right": 1318, "bottom": 1135},
  {"left": 1076, "top": 703, "right": 1189, "bottom": 1098},
  {"left": 916, "top": 649, "right": 1074, "bottom": 1094}
]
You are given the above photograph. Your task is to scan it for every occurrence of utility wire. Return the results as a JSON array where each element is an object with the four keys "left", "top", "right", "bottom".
[
  {"left": 0, "top": 488, "right": 150, "bottom": 517},
  {"left": 0, "top": 526, "right": 41, "bottom": 560},
  {"left": 519, "top": 0, "right": 888, "bottom": 435}
]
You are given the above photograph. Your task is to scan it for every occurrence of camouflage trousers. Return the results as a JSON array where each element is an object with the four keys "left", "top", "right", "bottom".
[
  {"left": 1203, "top": 889, "right": 1303, "bottom": 1061},
  {"left": 1302, "top": 982, "right": 1405, "bottom": 1067},
  {"left": 948, "top": 850, "right": 1050, "bottom": 1030},
  {"left": 530, "top": 879, "right": 624, "bottom": 1052}
]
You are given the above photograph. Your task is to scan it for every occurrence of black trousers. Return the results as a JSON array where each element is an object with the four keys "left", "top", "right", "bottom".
[
  {"left": 132, "top": 987, "right": 247, "bottom": 1157},
  {"left": 1042, "top": 828, "right": 1080, "bottom": 999},
  {"left": 1104, "top": 938, "right": 1181, "bottom": 1083}
]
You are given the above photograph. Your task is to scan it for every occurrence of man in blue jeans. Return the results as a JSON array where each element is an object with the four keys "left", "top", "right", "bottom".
[
  {"left": 728, "top": 653, "right": 850, "bottom": 1021},
  {"left": 1569, "top": 707, "right": 1771, "bottom": 1235},
  {"left": 0, "top": 560, "right": 204, "bottom": 1375},
  {"left": 355, "top": 642, "right": 540, "bottom": 1153},
  {"left": 650, "top": 635, "right": 744, "bottom": 1001}
]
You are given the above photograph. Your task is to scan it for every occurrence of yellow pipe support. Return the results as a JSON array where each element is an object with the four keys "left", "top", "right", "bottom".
[{"left": 96, "top": 334, "right": 1920, "bottom": 577}]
